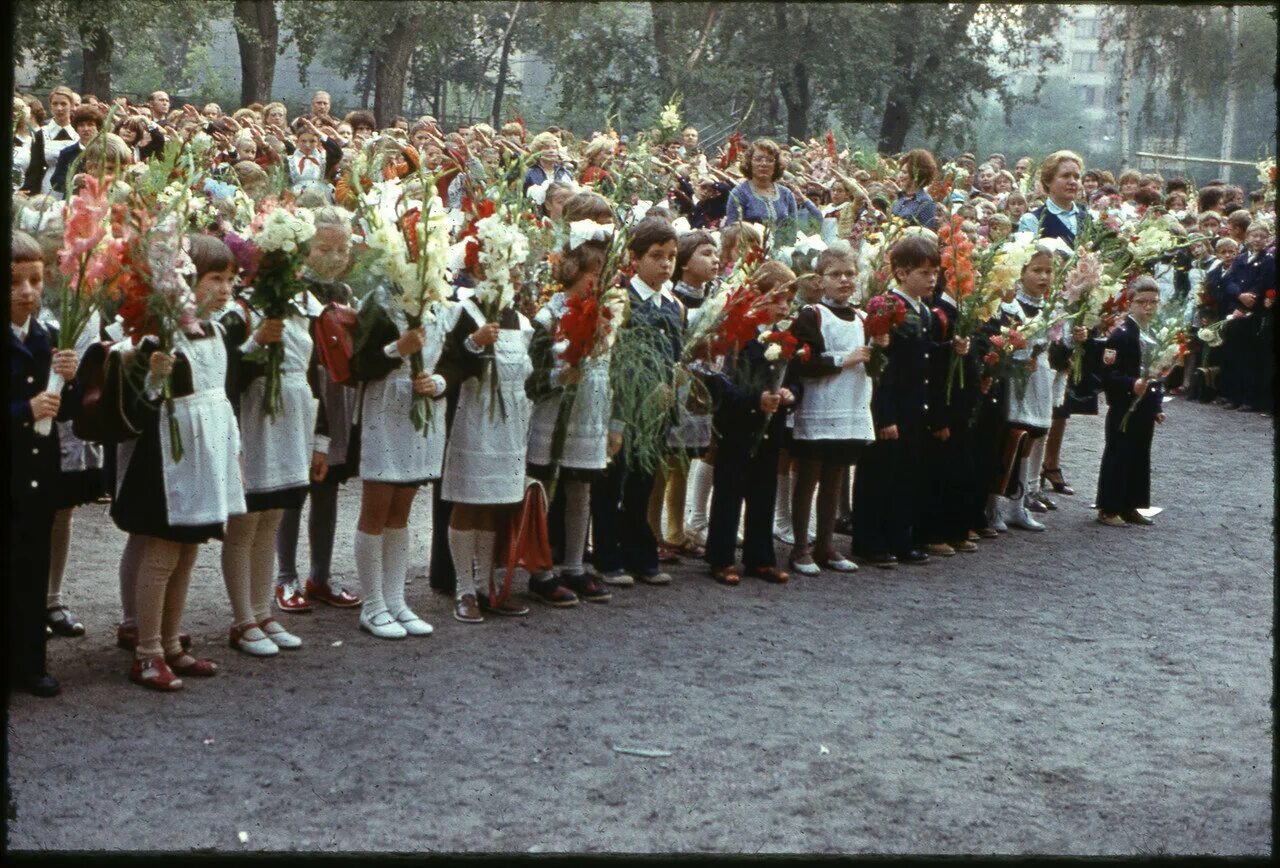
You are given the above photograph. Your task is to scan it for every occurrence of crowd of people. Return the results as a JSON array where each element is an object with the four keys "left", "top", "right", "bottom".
[{"left": 9, "top": 85, "right": 1276, "bottom": 698}]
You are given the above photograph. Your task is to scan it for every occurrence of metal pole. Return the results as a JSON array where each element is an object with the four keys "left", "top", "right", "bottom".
[{"left": 1134, "top": 152, "right": 1256, "bottom": 168}]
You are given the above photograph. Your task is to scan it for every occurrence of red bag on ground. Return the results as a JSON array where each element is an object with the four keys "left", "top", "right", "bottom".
[{"left": 492, "top": 480, "right": 554, "bottom": 606}]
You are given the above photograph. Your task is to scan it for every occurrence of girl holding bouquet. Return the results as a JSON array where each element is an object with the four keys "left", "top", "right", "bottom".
[
  {"left": 437, "top": 261, "right": 536, "bottom": 623},
  {"left": 524, "top": 232, "right": 617, "bottom": 605},
  {"left": 785, "top": 245, "right": 876, "bottom": 575},
  {"left": 274, "top": 207, "right": 364, "bottom": 613},
  {"left": 217, "top": 233, "right": 328, "bottom": 656},
  {"left": 986, "top": 242, "right": 1066, "bottom": 533},
  {"left": 110, "top": 233, "right": 247, "bottom": 691},
  {"left": 349, "top": 277, "right": 457, "bottom": 639}
]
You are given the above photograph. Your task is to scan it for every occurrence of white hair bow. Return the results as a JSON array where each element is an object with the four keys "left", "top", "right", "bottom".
[{"left": 567, "top": 219, "right": 614, "bottom": 251}]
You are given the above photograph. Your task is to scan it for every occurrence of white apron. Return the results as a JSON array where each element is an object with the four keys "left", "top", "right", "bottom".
[
  {"left": 359, "top": 299, "right": 451, "bottom": 483},
  {"left": 159, "top": 325, "right": 247, "bottom": 526},
  {"left": 526, "top": 350, "right": 612, "bottom": 471},
  {"left": 793, "top": 305, "right": 874, "bottom": 442},
  {"left": 441, "top": 301, "right": 533, "bottom": 504},
  {"left": 1005, "top": 304, "right": 1056, "bottom": 430},
  {"left": 238, "top": 311, "right": 318, "bottom": 495}
]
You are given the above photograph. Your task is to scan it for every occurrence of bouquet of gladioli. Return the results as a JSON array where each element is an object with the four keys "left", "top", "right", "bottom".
[
  {"left": 37, "top": 175, "right": 128, "bottom": 435},
  {"left": 244, "top": 204, "right": 316, "bottom": 418},
  {"left": 938, "top": 215, "right": 998, "bottom": 401},
  {"left": 1121, "top": 308, "right": 1188, "bottom": 433},
  {"left": 393, "top": 192, "right": 452, "bottom": 433},
  {"left": 1058, "top": 250, "right": 1124, "bottom": 381}
]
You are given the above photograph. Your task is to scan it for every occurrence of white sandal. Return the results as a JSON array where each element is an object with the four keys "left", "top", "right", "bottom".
[
  {"left": 391, "top": 608, "right": 434, "bottom": 637},
  {"left": 359, "top": 609, "right": 408, "bottom": 640},
  {"left": 259, "top": 617, "right": 302, "bottom": 650},
  {"left": 229, "top": 624, "right": 279, "bottom": 656}
]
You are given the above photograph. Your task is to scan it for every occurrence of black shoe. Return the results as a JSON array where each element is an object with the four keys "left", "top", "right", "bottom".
[
  {"left": 527, "top": 575, "right": 579, "bottom": 608},
  {"left": 896, "top": 549, "right": 930, "bottom": 565},
  {"left": 46, "top": 606, "right": 86, "bottom": 638},
  {"left": 25, "top": 674, "right": 61, "bottom": 698},
  {"left": 562, "top": 570, "right": 612, "bottom": 603},
  {"left": 858, "top": 551, "right": 898, "bottom": 569}
]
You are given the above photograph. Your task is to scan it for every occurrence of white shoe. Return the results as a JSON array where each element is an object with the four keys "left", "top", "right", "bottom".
[
  {"left": 986, "top": 496, "right": 1009, "bottom": 533},
  {"left": 259, "top": 618, "right": 302, "bottom": 649},
  {"left": 774, "top": 525, "right": 796, "bottom": 545},
  {"left": 1007, "top": 503, "right": 1046, "bottom": 532},
  {"left": 392, "top": 608, "right": 434, "bottom": 636},
  {"left": 821, "top": 557, "right": 859, "bottom": 573},
  {"left": 229, "top": 624, "right": 279, "bottom": 656},
  {"left": 790, "top": 559, "right": 821, "bottom": 576},
  {"left": 359, "top": 609, "right": 408, "bottom": 639}
]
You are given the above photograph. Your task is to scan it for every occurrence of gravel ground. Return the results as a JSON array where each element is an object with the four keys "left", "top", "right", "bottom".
[{"left": 5, "top": 395, "right": 1272, "bottom": 855}]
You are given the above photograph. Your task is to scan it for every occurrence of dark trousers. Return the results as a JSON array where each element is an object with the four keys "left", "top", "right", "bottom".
[
  {"left": 429, "top": 486, "right": 456, "bottom": 594},
  {"left": 590, "top": 452, "right": 658, "bottom": 575},
  {"left": 1221, "top": 315, "right": 1258, "bottom": 406},
  {"left": 920, "top": 422, "right": 980, "bottom": 544},
  {"left": 8, "top": 508, "right": 54, "bottom": 685},
  {"left": 706, "top": 441, "right": 779, "bottom": 570},
  {"left": 1096, "top": 404, "right": 1154, "bottom": 514},
  {"left": 852, "top": 417, "right": 923, "bottom": 556}
]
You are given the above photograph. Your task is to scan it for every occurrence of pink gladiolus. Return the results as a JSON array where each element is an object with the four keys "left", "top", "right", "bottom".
[{"left": 1063, "top": 251, "right": 1101, "bottom": 305}]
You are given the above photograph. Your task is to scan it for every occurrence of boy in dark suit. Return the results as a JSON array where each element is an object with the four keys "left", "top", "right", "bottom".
[
  {"left": 1096, "top": 277, "right": 1166, "bottom": 527},
  {"left": 9, "top": 231, "right": 81, "bottom": 696},
  {"left": 852, "top": 234, "right": 938, "bottom": 566}
]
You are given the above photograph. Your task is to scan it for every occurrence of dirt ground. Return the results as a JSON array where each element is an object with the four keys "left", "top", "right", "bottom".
[{"left": 5, "top": 395, "right": 1272, "bottom": 855}]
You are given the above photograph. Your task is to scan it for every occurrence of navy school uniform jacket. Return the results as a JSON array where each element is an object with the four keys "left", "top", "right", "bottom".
[
  {"left": 1101, "top": 316, "right": 1163, "bottom": 423},
  {"left": 871, "top": 291, "right": 932, "bottom": 431},
  {"left": 705, "top": 335, "right": 789, "bottom": 454},
  {"left": 927, "top": 294, "right": 978, "bottom": 431},
  {"left": 9, "top": 319, "right": 81, "bottom": 514},
  {"left": 1223, "top": 249, "right": 1276, "bottom": 313}
]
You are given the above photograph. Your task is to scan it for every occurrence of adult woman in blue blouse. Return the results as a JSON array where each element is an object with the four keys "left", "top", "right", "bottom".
[
  {"left": 724, "top": 138, "right": 798, "bottom": 231},
  {"left": 891, "top": 148, "right": 939, "bottom": 230}
]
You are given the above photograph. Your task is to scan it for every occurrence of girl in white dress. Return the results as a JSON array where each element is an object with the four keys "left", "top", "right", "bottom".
[{"left": 349, "top": 285, "right": 456, "bottom": 638}]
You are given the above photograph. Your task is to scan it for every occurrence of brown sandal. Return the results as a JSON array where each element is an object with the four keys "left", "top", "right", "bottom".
[
  {"left": 164, "top": 652, "right": 219, "bottom": 677},
  {"left": 710, "top": 566, "right": 741, "bottom": 586}
]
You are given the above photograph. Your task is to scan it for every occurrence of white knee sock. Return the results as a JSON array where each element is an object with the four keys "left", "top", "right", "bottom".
[
  {"left": 1026, "top": 437, "right": 1046, "bottom": 496},
  {"left": 448, "top": 526, "right": 477, "bottom": 599},
  {"left": 48, "top": 507, "right": 73, "bottom": 608},
  {"left": 381, "top": 526, "right": 411, "bottom": 616},
  {"left": 474, "top": 529, "right": 497, "bottom": 597},
  {"left": 686, "top": 459, "right": 712, "bottom": 532},
  {"left": 774, "top": 467, "right": 793, "bottom": 534},
  {"left": 354, "top": 530, "right": 385, "bottom": 617},
  {"left": 563, "top": 481, "right": 591, "bottom": 575},
  {"left": 249, "top": 510, "right": 283, "bottom": 624}
]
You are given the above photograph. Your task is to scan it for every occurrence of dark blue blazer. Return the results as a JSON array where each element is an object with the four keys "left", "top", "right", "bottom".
[
  {"left": 49, "top": 141, "right": 83, "bottom": 195},
  {"left": 1101, "top": 316, "right": 1162, "bottom": 421},
  {"left": 871, "top": 292, "right": 931, "bottom": 430},
  {"left": 706, "top": 336, "right": 788, "bottom": 452},
  {"left": 9, "top": 319, "right": 81, "bottom": 511},
  {"left": 1029, "top": 203, "right": 1090, "bottom": 245}
]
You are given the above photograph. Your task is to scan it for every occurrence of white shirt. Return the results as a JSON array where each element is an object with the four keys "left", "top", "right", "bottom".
[
  {"left": 892, "top": 287, "right": 928, "bottom": 318},
  {"left": 12, "top": 317, "right": 31, "bottom": 343},
  {"left": 630, "top": 275, "right": 671, "bottom": 307}
]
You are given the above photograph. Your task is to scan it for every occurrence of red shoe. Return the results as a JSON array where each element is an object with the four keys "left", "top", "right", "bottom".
[
  {"left": 129, "top": 656, "right": 183, "bottom": 691},
  {"left": 117, "top": 625, "right": 191, "bottom": 651},
  {"left": 165, "top": 652, "right": 219, "bottom": 677},
  {"left": 304, "top": 578, "right": 361, "bottom": 608},
  {"left": 275, "top": 580, "right": 313, "bottom": 613}
]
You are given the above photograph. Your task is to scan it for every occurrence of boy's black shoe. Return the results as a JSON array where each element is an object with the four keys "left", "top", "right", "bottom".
[
  {"left": 896, "top": 549, "right": 931, "bottom": 565},
  {"left": 527, "top": 575, "right": 580, "bottom": 608},
  {"left": 562, "top": 571, "right": 612, "bottom": 603},
  {"left": 24, "top": 674, "right": 61, "bottom": 698},
  {"left": 46, "top": 606, "right": 85, "bottom": 638}
]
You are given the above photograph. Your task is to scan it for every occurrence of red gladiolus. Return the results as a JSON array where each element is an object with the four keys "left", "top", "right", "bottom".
[
  {"left": 557, "top": 292, "right": 601, "bottom": 369},
  {"left": 401, "top": 208, "right": 421, "bottom": 262},
  {"left": 1009, "top": 330, "right": 1028, "bottom": 351},
  {"left": 989, "top": 334, "right": 1006, "bottom": 351}
]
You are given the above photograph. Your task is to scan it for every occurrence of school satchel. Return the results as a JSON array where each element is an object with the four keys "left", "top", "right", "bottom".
[
  {"left": 313, "top": 302, "right": 359, "bottom": 386},
  {"left": 73, "top": 341, "right": 143, "bottom": 442}
]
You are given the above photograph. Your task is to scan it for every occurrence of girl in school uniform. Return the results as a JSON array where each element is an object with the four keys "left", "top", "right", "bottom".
[
  {"left": 349, "top": 278, "right": 457, "bottom": 638},
  {"left": 274, "top": 208, "right": 363, "bottom": 613},
  {"left": 111, "top": 234, "right": 247, "bottom": 691},
  {"left": 785, "top": 245, "right": 877, "bottom": 575},
  {"left": 524, "top": 231, "right": 617, "bottom": 606},
  {"left": 437, "top": 270, "right": 536, "bottom": 624}
]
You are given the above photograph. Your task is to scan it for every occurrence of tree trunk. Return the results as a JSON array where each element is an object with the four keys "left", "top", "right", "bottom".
[
  {"left": 780, "top": 61, "right": 810, "bottom": 143},
  {"left": 875, "top": 6, "right": 921, "bottom": 153},
  {"left": 360, "top": 56, "right": 376, "bottom": 110},
  {"left": 1115, "top": 12, "right": 1137, "bottom": 171},
  {"left": 234, "top": 0, "right": 279, "bottom": 106},
  {"left": 684, "top": 3, "right": 720, "bottom": 71},
  {"left": 78, "top": 22, "right": 113, "bottom": 99},
  {"left": 1218, "top": 5, "right": 1242, "bottom": 183},
  {"left": 491, "top": 1, "right": 522, "bottom": 129},
  {"left": 373, "top": 14, "right": 420, "bottom": 127},
  {"left": 650, "top": 1, "right": 679, "bottom": 97}
]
